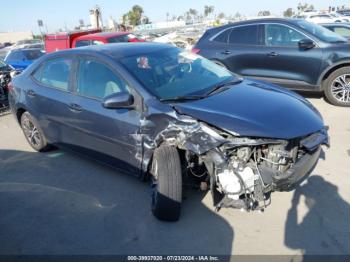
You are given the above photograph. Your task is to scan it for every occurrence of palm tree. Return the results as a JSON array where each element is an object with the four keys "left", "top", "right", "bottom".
[{"left": 204, "top": 5, "right": 214, "bottom": 17}]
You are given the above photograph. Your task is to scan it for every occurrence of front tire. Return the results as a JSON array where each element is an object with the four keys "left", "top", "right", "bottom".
[
  {"left": 20, "top": 111, "right": 49, "bottom": 152},
  {"left": 324, "top": 67, "right": 350, "bottom": 107},
  {"left": 151, "top": 146, "right": 182, "bottom": 221}
]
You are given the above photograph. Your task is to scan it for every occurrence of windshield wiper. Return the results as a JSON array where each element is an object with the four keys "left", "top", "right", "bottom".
[
  {"left": 330, "top": 40, "right": 348, "bottom": 43},
  {"left": 204, "top": 78, "right": 243, "bottom": 97},
  {"left": 159, "top": 95, "right": 205, "bottom": 103},
  {"left": 159, "top": 78, "right": 243, "bottom": 103}
]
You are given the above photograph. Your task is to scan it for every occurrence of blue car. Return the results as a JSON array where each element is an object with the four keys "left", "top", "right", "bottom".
[
  {"left": 4, "top": 48, "right": 44, "bottom": 71},
  {"left": 9, "top": 43, "right": 329, "bottom": 221}
]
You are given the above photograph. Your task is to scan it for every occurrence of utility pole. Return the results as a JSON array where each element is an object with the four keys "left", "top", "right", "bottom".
[{"left": 37, "top": 19, "right": 44, "bottom": 41}]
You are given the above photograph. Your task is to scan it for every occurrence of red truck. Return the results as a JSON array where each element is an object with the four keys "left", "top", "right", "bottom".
[{"left": 45, "top": 30, "right": 145, "bottom": 53}]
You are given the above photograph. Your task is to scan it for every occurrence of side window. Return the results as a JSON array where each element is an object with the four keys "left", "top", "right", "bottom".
[
  {"left": 326, "top": 26, "right": 335, "bottom": 32},
  {"left": 92, "top": 40, "right": 104, "bottom": 45},
  {"left": 77, "top": 59, "right": 130, "bottom": 100},
  {"left": 33, "top": 58, "right": 72, "bottom": 91},
  {"left": 228, "top": 25, "right": 259, "bottom": 45},
  {"left": 75, "top": 40, "right": 91, "bottom": 47},
  {"left": 213, "top": 29, "right": 231, "bottom": 43},
  {"left": 108, "top": 35, "right": 128, "bottom": 43},
  {"left": 334, "top": 26, "right": 350, "bottom": 37},
  {"left": 32, "top": 66, "right": 43, "bottom": 81},
  {"left": 266, "top": 24, "right": 305, "bottom": 47}
]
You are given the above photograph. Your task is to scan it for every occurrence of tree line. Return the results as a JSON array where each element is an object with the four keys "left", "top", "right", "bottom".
[
  {"left": 121, "top": 2, "right": 321, "bottom": 27},
  {"left": 122, "top": 5, "right": 228, "bottom": 26}
]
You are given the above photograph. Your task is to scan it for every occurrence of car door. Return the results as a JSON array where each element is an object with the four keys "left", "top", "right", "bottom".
[
  {"left": 259, "top": 23, "right": 323, "bottom": 89},
  {"left": 223, "top": 24, "right": 267, "bottom": 76},
  {"left": 29, "top": 56, "right": 77, "bottom": 144},
  {"left": 68, "top": 56, "right": 142, "bottom": 175}
]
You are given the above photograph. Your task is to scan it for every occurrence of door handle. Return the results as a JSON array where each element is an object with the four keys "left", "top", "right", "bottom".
[
  {"left": 27, "top": 89, "right": 36, "bottom": 97},
  {"left": 221, "top": 50, "right": 231, "bottom": 55},
  {"left": 267, "top": 52, "right": 279, "bottom": 57},
  {"left": 68, "top": 103, "right": 83, "bottom": 112}
]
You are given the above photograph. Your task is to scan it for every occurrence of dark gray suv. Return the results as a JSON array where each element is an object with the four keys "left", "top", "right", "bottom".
[{"left": 193, "top": 18, "right": 350, "bottom": 106}]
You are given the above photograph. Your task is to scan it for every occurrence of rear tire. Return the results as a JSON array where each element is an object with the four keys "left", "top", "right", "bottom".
[
  {"left": 324, "top": 67, "right": 350, "bottom": 107},
  {"left": 151, "top": 146, "right": 182, "bottom": 221},
  {"left": 20, "top": 111, "right": 50, "bottom": 152}
]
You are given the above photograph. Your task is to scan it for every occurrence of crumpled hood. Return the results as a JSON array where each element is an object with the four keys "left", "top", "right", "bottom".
[{"left": 173, "top": 79, "right": 324, "bottom": 139}]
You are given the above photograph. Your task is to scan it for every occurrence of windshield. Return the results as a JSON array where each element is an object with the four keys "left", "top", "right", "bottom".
[
  {"left": 23, "top": 50, "right": 44, "bottom": 60},
  {"left": 119, "top": 47, "right": 237, "bottom": 100},
  {"left": 295, "top": 20, "right": 348, "bottom": 43}
]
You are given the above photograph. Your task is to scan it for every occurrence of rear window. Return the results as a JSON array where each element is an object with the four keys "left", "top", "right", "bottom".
[
  {"left": 311, "top": 15, "right": 330, "bottom": 18},
  {"left": 228, "top": 25, "right": 260, "bottom": 45},
  {"left": 23, "top": 50, "right": 44, "bottom": 60}
]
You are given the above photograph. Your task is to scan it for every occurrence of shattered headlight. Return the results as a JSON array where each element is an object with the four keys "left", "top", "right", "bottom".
[{"left": 180, "top": 122, "right": 228, "bottom": 155}]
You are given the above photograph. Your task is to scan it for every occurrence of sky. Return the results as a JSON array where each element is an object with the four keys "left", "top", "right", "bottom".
[{"left": 1, "top": 0, "right": 350, "bottom": 34}]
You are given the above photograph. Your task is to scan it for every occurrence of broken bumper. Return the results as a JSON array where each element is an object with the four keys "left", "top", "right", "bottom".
[{"left": 260, "top": 147, "right": 321, "bottom": 192}]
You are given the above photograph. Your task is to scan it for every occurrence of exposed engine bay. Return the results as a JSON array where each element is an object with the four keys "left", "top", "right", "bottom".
[
  {"left": 140, "top": 109, "right": 329, "bottom": 212},
  {"left": 0, "top": 72, "right": 11, "bottom": 113},
  {"left": 183, "top": 126, "right": 328, "bottom": 212},
  {"left": 0, "top": 68, "right": 18, "bottom": 115}
]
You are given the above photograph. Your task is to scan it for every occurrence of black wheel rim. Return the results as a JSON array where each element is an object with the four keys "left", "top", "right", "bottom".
[{"left": 22, "top": 115, "right": 41, "bottom": 148}]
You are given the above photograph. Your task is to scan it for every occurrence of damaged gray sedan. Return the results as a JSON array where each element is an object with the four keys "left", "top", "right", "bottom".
[{"left": 9, "top": 43, "right": 329, "bottom": 221}]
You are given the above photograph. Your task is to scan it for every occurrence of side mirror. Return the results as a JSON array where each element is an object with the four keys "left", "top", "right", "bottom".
[
  {"left": 102, "top": 92, "right": 134, "bottom": 109},
  {"left": 298, "top": 39, "right": 315, "bottom": 50}
]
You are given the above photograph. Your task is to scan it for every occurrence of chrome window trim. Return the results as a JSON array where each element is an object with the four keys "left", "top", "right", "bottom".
[{"left": 209, "top": 22, "right": 320, "bottom": 47}]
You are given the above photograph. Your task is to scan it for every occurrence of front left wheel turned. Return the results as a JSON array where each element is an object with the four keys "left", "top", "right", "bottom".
[{"left": 151, "top": 145, "right": 182, "bottom": 222}]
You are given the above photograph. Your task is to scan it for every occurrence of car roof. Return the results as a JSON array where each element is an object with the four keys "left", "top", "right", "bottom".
[
  {"left": 76, "top": 31, "right": 130, "bottom": 41},
  {"left": 210, "top": 18, "right": 304, "bottom": 31},
  {"left": 9, "top": 48, "right": 43, "bottom": 53},
  {"left": 45, "top": 42, "right": 174, "bottom": 60},
  {"left": 320, "top": 23, "right": 350, "bottom": 26}
]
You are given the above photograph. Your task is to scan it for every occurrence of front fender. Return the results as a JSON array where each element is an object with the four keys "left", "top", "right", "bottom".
[{"left": 317, "top": 59, "right": 350, "bottom": 86}]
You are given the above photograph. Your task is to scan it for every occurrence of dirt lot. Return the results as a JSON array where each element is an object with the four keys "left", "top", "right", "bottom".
[{"left": 0, "top": 96, "right": 349, "bottom": 256}]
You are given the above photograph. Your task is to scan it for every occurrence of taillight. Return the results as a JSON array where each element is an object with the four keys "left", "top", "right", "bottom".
[{"left": 192, "top": 48, "right": 200, "bottom": 54}]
